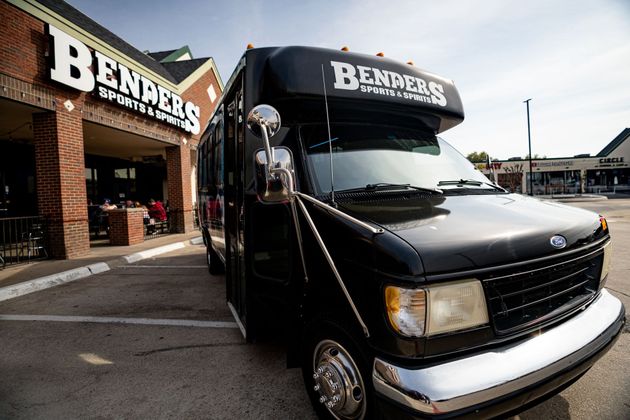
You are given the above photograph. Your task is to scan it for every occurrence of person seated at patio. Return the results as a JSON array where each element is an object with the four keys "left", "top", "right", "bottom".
[
  {"left": 136, "top": 202, "right": 150, "bottom": 225},
  {"left": 147, "top": 199, "right": 167, "bottom": 221},
  {"left": 100, "top": 199, "right": 117, "bottom": 210}
]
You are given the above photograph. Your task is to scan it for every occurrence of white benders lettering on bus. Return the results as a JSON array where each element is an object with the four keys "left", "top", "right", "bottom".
[
  {"left": 46, "top": 24, "right": 200, "bottom": 134},
  {"left": 330, "top": 60, "right": 447, "bottom": 106}
]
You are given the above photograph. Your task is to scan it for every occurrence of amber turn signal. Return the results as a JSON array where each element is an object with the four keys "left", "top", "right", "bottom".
[{"left": 385, "top": 286, "right": 426, "bottom": 337}]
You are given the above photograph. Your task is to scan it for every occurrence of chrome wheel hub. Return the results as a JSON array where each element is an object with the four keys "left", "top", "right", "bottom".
[{"left": 312, "top": 339, "right": 366, "bottom": 419}]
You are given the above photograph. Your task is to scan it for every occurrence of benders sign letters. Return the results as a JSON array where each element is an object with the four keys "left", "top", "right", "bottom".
[
  {"left": 330, "top": 61, "right": 447, "bottom": 106},
  {"left": 46, "top": 25, "right": 200, "bottom": 135}
]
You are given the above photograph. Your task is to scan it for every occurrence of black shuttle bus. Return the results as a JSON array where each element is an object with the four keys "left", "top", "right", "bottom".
[{"left": 197, "top": 46, "right": 625, "bottom": 419}]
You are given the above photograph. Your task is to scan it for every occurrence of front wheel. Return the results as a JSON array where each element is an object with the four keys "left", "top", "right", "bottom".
[{"left": 302, "top": 322, "right": 372, "bottom": 419}]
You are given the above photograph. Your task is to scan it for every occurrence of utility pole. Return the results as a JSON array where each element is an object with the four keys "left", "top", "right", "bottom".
[{"left": 524, "top": 98, "right": 533, "bottom": 196}]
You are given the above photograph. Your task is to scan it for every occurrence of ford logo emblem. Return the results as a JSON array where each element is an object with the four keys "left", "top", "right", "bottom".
[{"left": 550, "top": 235, "right": 567, "bottom": 249}]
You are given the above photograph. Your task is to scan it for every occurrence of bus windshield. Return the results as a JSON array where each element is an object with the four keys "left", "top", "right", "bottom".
[{"left": 300, "top": 123, "right": 492, "bottom": 194}]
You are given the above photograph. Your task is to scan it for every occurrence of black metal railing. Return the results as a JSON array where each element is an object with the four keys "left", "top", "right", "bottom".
[
  {"left": 144, "top": 217, "right": 171, "bottom": 240},
  {"left": 143, "top": 209, "right": 176, "bottom": 240},
  {"left": 141, "top": 209, "right": 194, "bottom": 240},
  {"left": 0, "top": 216, "right": 48, "bottom": 268}
]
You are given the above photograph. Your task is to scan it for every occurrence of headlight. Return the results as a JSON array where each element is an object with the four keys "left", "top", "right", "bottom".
[
  {"left": 426, "top": 280, "right": 489, "bottom": 335},
  {"left": 385, "top": 279, "right": 489, "bottom": 337},
  {"left": 600, "top": 241, "right": 612, "bottom": 287}
]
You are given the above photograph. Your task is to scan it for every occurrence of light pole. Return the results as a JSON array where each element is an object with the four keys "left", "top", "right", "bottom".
[{"left": 524, "top": 98, "right": 533, "bottom": 196}]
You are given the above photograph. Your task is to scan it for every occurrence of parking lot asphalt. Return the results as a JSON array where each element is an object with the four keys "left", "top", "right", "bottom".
[
  {"left": 1, "top": 198, "right": 629, "bottom": 419},
  {"left": 0, "top": 245, "right": 315, "bottom": 420}
]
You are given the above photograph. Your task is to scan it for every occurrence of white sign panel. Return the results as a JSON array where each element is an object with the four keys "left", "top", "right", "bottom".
[
  {"left": 46, "top": 24, "right": 200, "bottom": 135},
  {"left": 330, "top": 60, "right": 448, "bottom": 106}
]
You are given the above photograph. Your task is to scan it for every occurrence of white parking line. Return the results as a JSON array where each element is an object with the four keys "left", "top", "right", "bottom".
[
  {"left": 124, "top": 265, "right": 206, "bottom": 269},
  {"left": 0, "top": 314, "right": 239, "bottom": 329}
]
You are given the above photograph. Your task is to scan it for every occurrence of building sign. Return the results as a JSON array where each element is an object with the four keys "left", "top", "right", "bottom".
[
  {"left": 46, "top": 25, "right": 200, "bottom": 135},
  {"left": 330, "top": 61, "right": 448, "bottom": 106},
  {"left": 532, "top": 160, "right": 574, "bottom": 168},
  {"left": 599, "top": 157, "right": 624, "bottom": 164},
  {"left": 476, "top": 162, "right": 503, "bottom": 170}
]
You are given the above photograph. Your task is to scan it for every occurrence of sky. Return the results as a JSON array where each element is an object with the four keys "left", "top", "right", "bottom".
[{"left": 66, "top": 0, "right": 630, "bottom": 160}]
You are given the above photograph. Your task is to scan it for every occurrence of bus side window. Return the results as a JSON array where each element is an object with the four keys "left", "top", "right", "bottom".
[
  {"left": 200, "top": 140, "right": 208, "bottom": 189},
  {"left": 205, "top": 120, "right": 224, "bottom": 228},
  {"left": 213, "top": 121, "right": 224, "bottom": 195},
  {"left": 252, "top": 204, "right": 290, "bottom": 281},
  {"left": 201, "top": 126, "right": 214, "bottom": 223}
]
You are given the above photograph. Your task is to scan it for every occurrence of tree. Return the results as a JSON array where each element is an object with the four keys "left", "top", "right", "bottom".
[
  {"left": 504, "top": 163, "right": 524, "bottom": 192},
  {"left": 466, "top": 151, "right": 492, "bottom": 163},
  {"left": 523, "top": 153, "right": 547, "bottom": 159}
]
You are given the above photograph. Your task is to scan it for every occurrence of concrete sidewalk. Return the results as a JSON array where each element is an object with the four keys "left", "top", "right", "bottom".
[{"left": 0, "top": 232, "right": 203, "bottom": 290}]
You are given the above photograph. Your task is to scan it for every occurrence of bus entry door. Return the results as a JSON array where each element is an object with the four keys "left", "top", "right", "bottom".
[{"left": 224, "top": 88, "right": 247, "bottom": 336}]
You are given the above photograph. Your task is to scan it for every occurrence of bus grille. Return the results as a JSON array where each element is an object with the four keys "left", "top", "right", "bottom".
[{"left": 484, "top": 251, "right": 603, "bottom": 334}]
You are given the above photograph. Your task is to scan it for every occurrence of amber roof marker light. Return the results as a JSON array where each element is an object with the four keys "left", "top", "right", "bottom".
[
  {"left": 376, "top": 52, "right": 384, "bottom": 57},
  {"left": 246, "top": 43, "right": 254, "bottom": 49},
  {"left": 341, "top": 46, "right": 349, "bottom": 52}
]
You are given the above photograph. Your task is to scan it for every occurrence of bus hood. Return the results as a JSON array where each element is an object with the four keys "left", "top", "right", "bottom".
[{"left": 338, "top": 193, "right": 605, "bottom": 275}]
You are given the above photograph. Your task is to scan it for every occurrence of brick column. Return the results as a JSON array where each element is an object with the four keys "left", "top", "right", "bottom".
[
  {"left": 32, "top": 109, "right": 90, "bottom": 258},
  {"left": 166, "top": 144, "right": 194, "bottom": 233},
  {"left": 108, "top": 209, "right": 144, "bottom": 246}
]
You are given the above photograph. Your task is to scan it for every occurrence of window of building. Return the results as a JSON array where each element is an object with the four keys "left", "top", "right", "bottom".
[
  {"left": 114, "top": 168, "right": 136, "bottom": 179},
  {"left": 85, "top": 167, "right": 98, "bottom": 199}
]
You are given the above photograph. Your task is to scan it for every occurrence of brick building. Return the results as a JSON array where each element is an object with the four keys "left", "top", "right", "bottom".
[{"left": 0, "top": 0, "right": 222, "bottom": 259}]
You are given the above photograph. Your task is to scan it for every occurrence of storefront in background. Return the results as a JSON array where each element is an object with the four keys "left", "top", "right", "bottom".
[
  {"left": 0, "top": 0, "right": 223, "bottom": 259},
  {"left": 478, "top": 128, "right": 630, "bottom": 195}
]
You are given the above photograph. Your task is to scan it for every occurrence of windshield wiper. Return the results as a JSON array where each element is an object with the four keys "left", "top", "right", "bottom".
[
  {"left": 437, "top": 179, "right": 506, "bottom": 192},
  {"left": 337, "top": 183, "right": 443, "bottom": 194}
]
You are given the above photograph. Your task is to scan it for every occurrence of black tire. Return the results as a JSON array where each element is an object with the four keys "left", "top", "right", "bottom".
[
  {"left": 206, "top": 244, "right": 224, "bottom": 275},
  {"left": 301, "top": 318, "right": 375, "bottom": 420}
]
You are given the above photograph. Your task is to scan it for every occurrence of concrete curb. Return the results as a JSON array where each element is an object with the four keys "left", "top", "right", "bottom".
[
  {"left": 539, "top": 194, "right": 608, "bottom": 203},
  {"left": 0, "top": 264, "right": 109, "bottom": 303},
  {"left": 123, "top": 242, "right": 186, "bottom": 264},
  {"left": 189, "top": 236, "right": 204, "bottom": 245},
  {"left": 0, "top": 236, "right": 203, "bottom": 303}
]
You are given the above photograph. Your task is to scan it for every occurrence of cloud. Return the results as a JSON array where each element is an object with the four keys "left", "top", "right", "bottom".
[{"left": 66, "top": 0, "right": 630, "bottom": 160}]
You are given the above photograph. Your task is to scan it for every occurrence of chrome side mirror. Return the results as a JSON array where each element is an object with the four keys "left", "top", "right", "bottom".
[
  {"left": 247, "top": 104, "right": 281, "bottom": 175},
  {"left": 247, "top": 104, "right": 296, "bottom": 202},
  {"left": 255, "top": 147, "right": 294, "bottom": 202},
  {"left": 246, "top": 104, "right": 281, "bottom": 138}
]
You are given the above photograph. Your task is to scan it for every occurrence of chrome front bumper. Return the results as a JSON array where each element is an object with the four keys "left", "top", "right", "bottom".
[{"left": 373, "top": 289, "right": 625, "bottom": 416}]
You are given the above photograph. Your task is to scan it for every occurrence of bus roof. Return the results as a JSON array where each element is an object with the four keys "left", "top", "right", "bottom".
[{"left": 245, "top": 46, "right": 465, "bottom": 133}]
